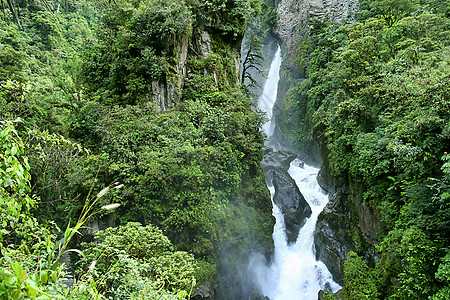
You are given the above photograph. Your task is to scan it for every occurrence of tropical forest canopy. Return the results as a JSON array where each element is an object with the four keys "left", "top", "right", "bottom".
[
  {"left": 0, "top": 0, "right": 274, "bottom": 298},
  {"left": 279, "top": 0, "right": 450, "bottom": 299},
  {"left": 2, "top": 0, "right": 450, "bottom": 299}
]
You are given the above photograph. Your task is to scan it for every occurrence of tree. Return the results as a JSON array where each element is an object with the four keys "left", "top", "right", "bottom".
[
  {"left": 342, "top": 252, "right": 379, "bottom": 300},
  {"left": 78, "top": 222, "right": 198, "bottom": 299},
  {"left": 369, "top": 0, "right": 419, "bottom": 26},
  {"left": 1, "top": 0, "right": 55, "bottom": 29},
  {"left": 1, "top": 0, "right": 22, "bottom": 28},
  {"left": 241, "top": 35, "right": 265, "bottom": 94}
]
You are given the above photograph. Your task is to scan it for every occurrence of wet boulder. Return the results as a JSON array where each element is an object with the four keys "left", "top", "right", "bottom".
[
  {"left": 271, "top": 167, "right": 312, "bottom": 244},
  {"left": 261, "top": 148, "right": 297, "bottom": 171}
]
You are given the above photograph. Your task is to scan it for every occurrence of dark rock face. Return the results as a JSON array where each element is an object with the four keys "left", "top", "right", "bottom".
[
  {"left": 317, "top": 169, "right": 335, "bottom": 195},
  {"left": 261, "top": 148, "right": 297, "bottom": 171},
  {"left": 314, "top": 189, "right": 356, "bottom": 285},
  {"left": 261, "top": 148, "right": 312, "bottom": 244},
  {"left": 314, "top": 175, "right": 381, "bottom": 285},
  {"left": 349, "top": 181, "right": 381, "bottom": 245},
  {"left": 271, "top": 167, "right": 312, "bottom": 244}
]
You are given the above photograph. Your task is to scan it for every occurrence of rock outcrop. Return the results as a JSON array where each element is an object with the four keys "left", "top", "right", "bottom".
[
  {"left": 192, "top": 285, "right": 213, "bottom": 299},
  {"left": 262, "top": 148, "right": 312, "bottom": 244},
  {"left": 151, "top": 32, "right": 189, "bottom": 111},
  {"left": 261, "top": 148, "right": 298, "bottom": 171},
  {"left": 274, "top": 0, "right": 358, "bottom": 66},
  {"left": 151, "top": 29, "right": 241, "bottom": 111},
  {"left": 314, "top": 189, "right": 356, "bottom": 285},
  {"left": 314, "top": 169, "right": 381, "bottom": 284},
  {"left": 272, "top": 167, "right": 312, "bottom": 243}
]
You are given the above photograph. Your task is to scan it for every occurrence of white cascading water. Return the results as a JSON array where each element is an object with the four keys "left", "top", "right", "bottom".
[
  {"left": 253, "top": 46, "right": 341, "bottom": 299},
  {"left": 257, "top": 46, "right": 282, "bottom": 137}
]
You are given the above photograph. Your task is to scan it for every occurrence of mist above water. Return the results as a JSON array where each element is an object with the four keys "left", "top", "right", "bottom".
[{"left": 250, "top": 45, "right": 341, "bottom": 299}]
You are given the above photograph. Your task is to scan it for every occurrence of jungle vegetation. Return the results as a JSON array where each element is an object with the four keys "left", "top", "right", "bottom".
[
  {"left": 3, "top": 0, "right": 449, "bottom": 298},
  {"left": 280, "top": 0, "right": 450, "bottom": 298},
  {"left": 0, "top": 0, "right": 274, "bottom": 298}
]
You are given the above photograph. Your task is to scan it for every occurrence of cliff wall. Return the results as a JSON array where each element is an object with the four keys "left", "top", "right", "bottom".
[
  {"left": 152, "top": 29, "right": 242, "bottom": 111},
  {"left": 274, "top": 0, "right": 358, "bottom": 67}
]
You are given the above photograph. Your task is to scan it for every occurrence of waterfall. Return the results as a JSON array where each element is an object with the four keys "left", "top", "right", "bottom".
[
  {"left": 257, "top": 46, "right": 282, "bottom": 137},
  {"left": 252, "top": 46, "right": 341, "bottom": 299}
]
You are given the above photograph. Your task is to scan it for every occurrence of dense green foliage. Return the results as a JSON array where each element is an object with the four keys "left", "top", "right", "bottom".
[
  {"left": 71, "top": 0, "right": 272, "bottom": 261},
  {"left": 81, "top": 0, "right": 191, "bottom": 104},
  {"left": 67, "top": 91, "right": 271, "bottom": 258},
  {"left": 0, "top": 120, "right": 36, "bottom": 247},
  {"left": 1, "top": 0, "right": 273, "bottom": 298},
  {"left": 0, "top": 125, "right": 191, "bottom": 298},
  {"left": 280, "top": 0, "right": 450, "bottom": 298},
  {"left": 78, "top": 222, "right": 198, "bottom": 299},
  {"left": 0, "top": 1, "right": 98, "bottom": 130},
  {"left": 0, "top": 120, "right": 101, "bottom": 299}
]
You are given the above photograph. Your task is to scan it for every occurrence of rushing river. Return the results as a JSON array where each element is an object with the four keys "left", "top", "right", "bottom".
[{"left": 252, "top": 46, "right": 341, "bottom": 299}]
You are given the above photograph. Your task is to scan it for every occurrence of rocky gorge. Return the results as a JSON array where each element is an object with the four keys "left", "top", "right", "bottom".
[
  {"left": 3, "top": 0, "right": 447, "bottom": 298},
  {"left": 265, "top": 0, "right": 383, "bottom": 290}
]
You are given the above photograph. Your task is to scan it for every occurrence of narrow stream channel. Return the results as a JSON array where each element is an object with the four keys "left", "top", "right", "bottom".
[{"left": 253, "top": 46, "right": 341, "bottom": 299}]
